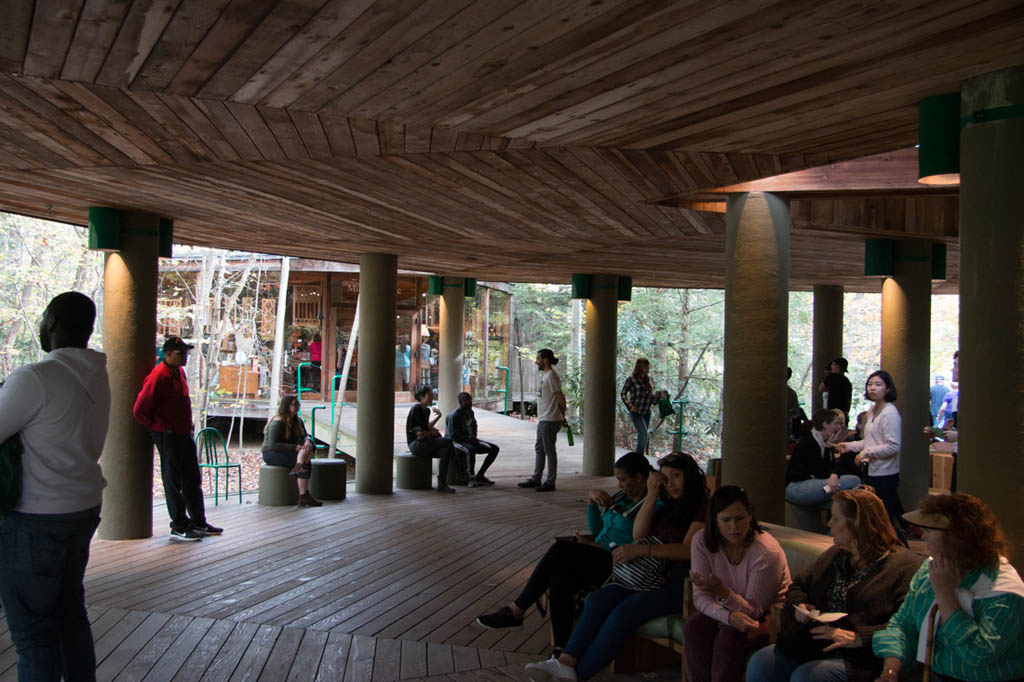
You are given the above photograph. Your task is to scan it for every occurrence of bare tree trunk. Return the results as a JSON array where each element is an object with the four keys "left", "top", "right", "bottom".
[
  {"left": 676, "top": 289, "right": 691, "bottom": 388},
  {"left": 2, "top": 282, "right": 33, "bottom": 376},
  {"left": 269, "top": 257, "right": 290, "bottom": 418},
  {"left": 189, "top": 253, "right": 215, "bottom": 430}
]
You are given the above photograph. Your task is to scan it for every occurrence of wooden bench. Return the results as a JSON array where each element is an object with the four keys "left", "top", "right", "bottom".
[
  {"left": 395, "top": 452, "right": 432, "bottom": 490},
  {"left": 624, "top": 522, "right": 835, "bottom": 680},
  {"left": 257, "top": 464, "right": 298, "bottom": 506}
]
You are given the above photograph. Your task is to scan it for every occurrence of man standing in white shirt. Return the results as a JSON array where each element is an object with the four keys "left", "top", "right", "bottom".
[
  {"left": 519, "top": 348, "right": 566, "bottom": 492},
  {"left": 0, "top": 292, "right": 110, "bottom": 679}
]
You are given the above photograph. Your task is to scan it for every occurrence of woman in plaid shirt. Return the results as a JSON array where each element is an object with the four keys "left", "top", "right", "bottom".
[{"left": 621, "top": 358, "right": 661, "bottom": 456}]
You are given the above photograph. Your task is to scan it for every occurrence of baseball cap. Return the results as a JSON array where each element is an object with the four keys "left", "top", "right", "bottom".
[{"left": 163, "top": 336, "right": 194, "bottom": 353}]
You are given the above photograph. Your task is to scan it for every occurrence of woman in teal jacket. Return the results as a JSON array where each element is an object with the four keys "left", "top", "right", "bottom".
[
  {"left": 873, "top": 493, "right": 1024, "bottom": 682},
  {"left": 476, "top": 452, "right": 657, "bottom": 649}
]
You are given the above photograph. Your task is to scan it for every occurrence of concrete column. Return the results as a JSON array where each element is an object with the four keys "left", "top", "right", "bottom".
[
  {"left": 880, "top": 239, "right": 932, "bottom": 512},
  {"left": 722, "top": 193, "right": 790, "bottom": 523},
  {"left": 811, "top": 285, "right": 844, "bottom": 413},
  {"left": 583, "top": 274, "right": 619, "bottom": 476},
  {"left": 98, "top": 212, "right": 159, "bottom": 540},
  {"left": 355, "top": 253, "right": 397, "bottom": 494},
  {"left": 437, "top": 277, "right": 465, "bottom": 416},
  {"left": 958, "top": 65, "right": 1024, "bottom": 554}
]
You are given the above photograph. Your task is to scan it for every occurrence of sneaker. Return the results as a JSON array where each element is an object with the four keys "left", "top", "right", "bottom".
[
  {"left": 297, "top": 493, "right": 322, "bottom": 507},
  {"left": 524, "top": 657, "right": 577, "bottom": 682},
  {"left": 476, "top": 606, "right": 523, "bottom": 630},
  {"left": 191, "top": 522, "right": 223, "bottom": 535},
  {"left": 475, "top": 475, "right": 496, "bottom": 486},
  {"left": 467, "top": 477, "right": 479, "bottom": 488},
  {"left": 436, "top": 484, "right": 456, "bottom": 494},
  {"left": 170, "top": 528, "right": 202, "bottom": 542},
  {"left": 535, "top": 481, "right": 557, "bottom": 492},
  {"left": 518, "top": 478, "right": 541, "bottom": 488},
  {"left": 290, "top": 463, "right": 311, "bottom": 480}
]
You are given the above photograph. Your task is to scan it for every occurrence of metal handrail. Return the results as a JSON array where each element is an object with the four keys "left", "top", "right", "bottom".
[
  {"left": 666, "top": 399, "right": 690, "bottom": 452},
  {"left": 495, "top": 365, "right": 510, "bottom": 415}
]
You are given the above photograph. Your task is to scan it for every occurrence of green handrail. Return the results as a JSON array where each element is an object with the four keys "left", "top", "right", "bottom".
[
  {"left": 328, "top": 373, "right": 344, "bottom": 423},
  {"left": 495, "top": 365, "right": 510, "bottom": 415},
  {"left": 666, "top": 399, "right": 690, "bottom": 452},
  {"left": 296, "top": 362, "right": 314, "bottom": 415},
  {"left": 308, "top": 406, "right": 330, "bottom": 456}
]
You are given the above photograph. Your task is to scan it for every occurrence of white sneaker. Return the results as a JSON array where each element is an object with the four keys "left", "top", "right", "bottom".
[{"left": 524, "top": 657, "right": 578, "bottom": 682}]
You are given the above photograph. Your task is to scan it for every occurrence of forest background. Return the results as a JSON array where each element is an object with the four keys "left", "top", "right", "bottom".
[{"left": 1, "top": 212, "right": 959, "bottom": 460}]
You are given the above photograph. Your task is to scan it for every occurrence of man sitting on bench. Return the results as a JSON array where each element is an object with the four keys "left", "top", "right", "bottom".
[{"left": 446, "top": 392, "right": 499, "bottom": 488}]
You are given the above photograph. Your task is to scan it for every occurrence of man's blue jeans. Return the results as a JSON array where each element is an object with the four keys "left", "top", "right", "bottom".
[
  {"left": 564, "top": 581, "right": 684, "bottom": 680},
  {"left": 785, "top": 475, "right": 862, "bottom": 507},
  {"left": 630, "top": 411, "right": 651, "bottom": 455},
  {"left": 0, "top": 505, "right": 101, "bottom": 682}
]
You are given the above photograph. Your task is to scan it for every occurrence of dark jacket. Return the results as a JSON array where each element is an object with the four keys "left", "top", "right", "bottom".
[
  {"left": 786, "top": 430, "right": 835, "bottom": 483},
  {"left": 778, "top": 545, "right": 921, "bottom": 682},
  {"left": 261, "top": 417, "right": 310, "bottom": 455},
  {"left": 444, "top": 406, "right": 477, "bottom": 443}
]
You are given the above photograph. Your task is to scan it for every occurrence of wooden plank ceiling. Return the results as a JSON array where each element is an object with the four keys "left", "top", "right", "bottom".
[{"left": 0, "top": 1, "right": 1016, "bottom": 291}]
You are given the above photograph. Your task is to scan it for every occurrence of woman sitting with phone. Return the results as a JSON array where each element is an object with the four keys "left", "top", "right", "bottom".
[
  {"left": 476, "top": 452, "right": 656, "bottom": 650},
  {"left": 522, "top": 452, "right": 708, "bottom": 681}
]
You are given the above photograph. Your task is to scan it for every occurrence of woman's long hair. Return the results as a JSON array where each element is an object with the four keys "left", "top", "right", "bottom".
[
  {"left": 655, "top": 452, "right": 708, "bottom": 532},
  {"left": 275, "top": 394, "right": 302, "bottom": 441},
  {"left": 631, "top": 358, "right": 653, "bottom": 390},
  {"left": 832, "top": 488, "right": 902, "bottom": 562}
]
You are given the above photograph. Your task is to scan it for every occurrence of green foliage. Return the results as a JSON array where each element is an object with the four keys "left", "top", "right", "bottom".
[
  {"left": 0, "top": 214, "right": 104, "bottom": 377},
  {"left": 511, "top": 282, "right": 959, "bottom": 462}
]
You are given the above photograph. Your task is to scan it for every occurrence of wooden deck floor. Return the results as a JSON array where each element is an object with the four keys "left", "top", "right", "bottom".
[{"left": 0, "top": 412, "right": 679, "bottom": 681}]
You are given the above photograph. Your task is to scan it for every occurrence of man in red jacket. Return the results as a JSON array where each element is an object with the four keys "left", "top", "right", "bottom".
[{"left": 133, "top": 336, "right": 222, "bottom": 541}]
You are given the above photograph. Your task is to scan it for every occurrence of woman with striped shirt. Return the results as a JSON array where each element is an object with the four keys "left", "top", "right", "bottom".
[{"left": 873, "top": 494, "right": 1024, "bottom": 682}]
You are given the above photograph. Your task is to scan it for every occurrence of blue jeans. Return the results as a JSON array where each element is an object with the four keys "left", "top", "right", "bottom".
[
  {"left": 564, "top": 581, "right": 684, "bottom": 680},
  {"left": 0, "top": 506, "right": 101, "bottom": 681},
  {"left": 785, "top": 476, "right": 862, "bottom": 506},
  {"left": 630, "top": 411, "right": 651, "bottom": 455},
  {"left": 746, "top": 644, "right": 848, "bottom": 682}
]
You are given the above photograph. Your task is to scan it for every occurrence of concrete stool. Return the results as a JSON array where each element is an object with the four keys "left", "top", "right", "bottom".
[
  {"left": 258, "top": 464, "right": 299, "bottom": 506},
  {"left": 310, "top": 459, "right": 347, "bottom": 501},
  {"left": 784, "top": 501, "right": 828, "bottom": 534},
  {"left": 396, "top": 452, "right": 432, "bottom": 490}
]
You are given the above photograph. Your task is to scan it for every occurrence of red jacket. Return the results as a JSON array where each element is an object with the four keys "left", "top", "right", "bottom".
[{"left": 133, "top": 361, "right": 193, "bottom": 435}]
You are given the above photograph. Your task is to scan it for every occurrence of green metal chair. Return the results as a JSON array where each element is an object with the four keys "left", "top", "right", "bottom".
[{"left": 195, "top": 427, "right": 242, "bottom": 505}]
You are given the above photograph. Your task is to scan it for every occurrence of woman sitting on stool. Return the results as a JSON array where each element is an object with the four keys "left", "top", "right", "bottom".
[
  {"left": 747, "top": 487, "right": 919, "bottom": 682},
  {"left": 262, "top": 395, "right": 321, "bottom": 507},
  {"left": 406, "top": 386, "right": 458, "bottom": 493}
]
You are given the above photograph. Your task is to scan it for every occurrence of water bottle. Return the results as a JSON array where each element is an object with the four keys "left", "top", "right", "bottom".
[{"left": 565, "top": 422, "right": 575, "bottom": 446}]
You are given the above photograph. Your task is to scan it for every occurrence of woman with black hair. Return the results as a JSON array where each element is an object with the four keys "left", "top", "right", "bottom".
[
  {"left": 523, "top": 452, "right": 708, "bottom": 681},
  {"left": 835, "top": 370, "right": 905, "bottom": 543},
  {"left": 477, "top": 452, "right": 656, "bottom": 649},
  {"left": 684, "top": 485, "right": 791, "bottom": 682},
  {"left": 405, "top": 386, "right": 457, "bottom": 493}
]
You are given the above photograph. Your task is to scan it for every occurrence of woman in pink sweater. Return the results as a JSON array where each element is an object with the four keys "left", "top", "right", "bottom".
[{"left": 683, "top": 485, "right": 791, "bottom": 682}]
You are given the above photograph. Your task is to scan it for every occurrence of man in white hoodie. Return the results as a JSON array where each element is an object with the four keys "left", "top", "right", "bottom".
[{"left": 0, "top": 292, "right": 110, "bottom": 680}]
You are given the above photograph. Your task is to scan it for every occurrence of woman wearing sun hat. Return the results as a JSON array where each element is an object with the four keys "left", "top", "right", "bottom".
[{"left": 872, "top": 493, "right": 1024, "bottom": 682}]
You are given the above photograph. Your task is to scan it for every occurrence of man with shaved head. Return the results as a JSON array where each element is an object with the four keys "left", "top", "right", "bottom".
[{"left": 0, "top": 291, "right": 110, "bottom": 679}]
